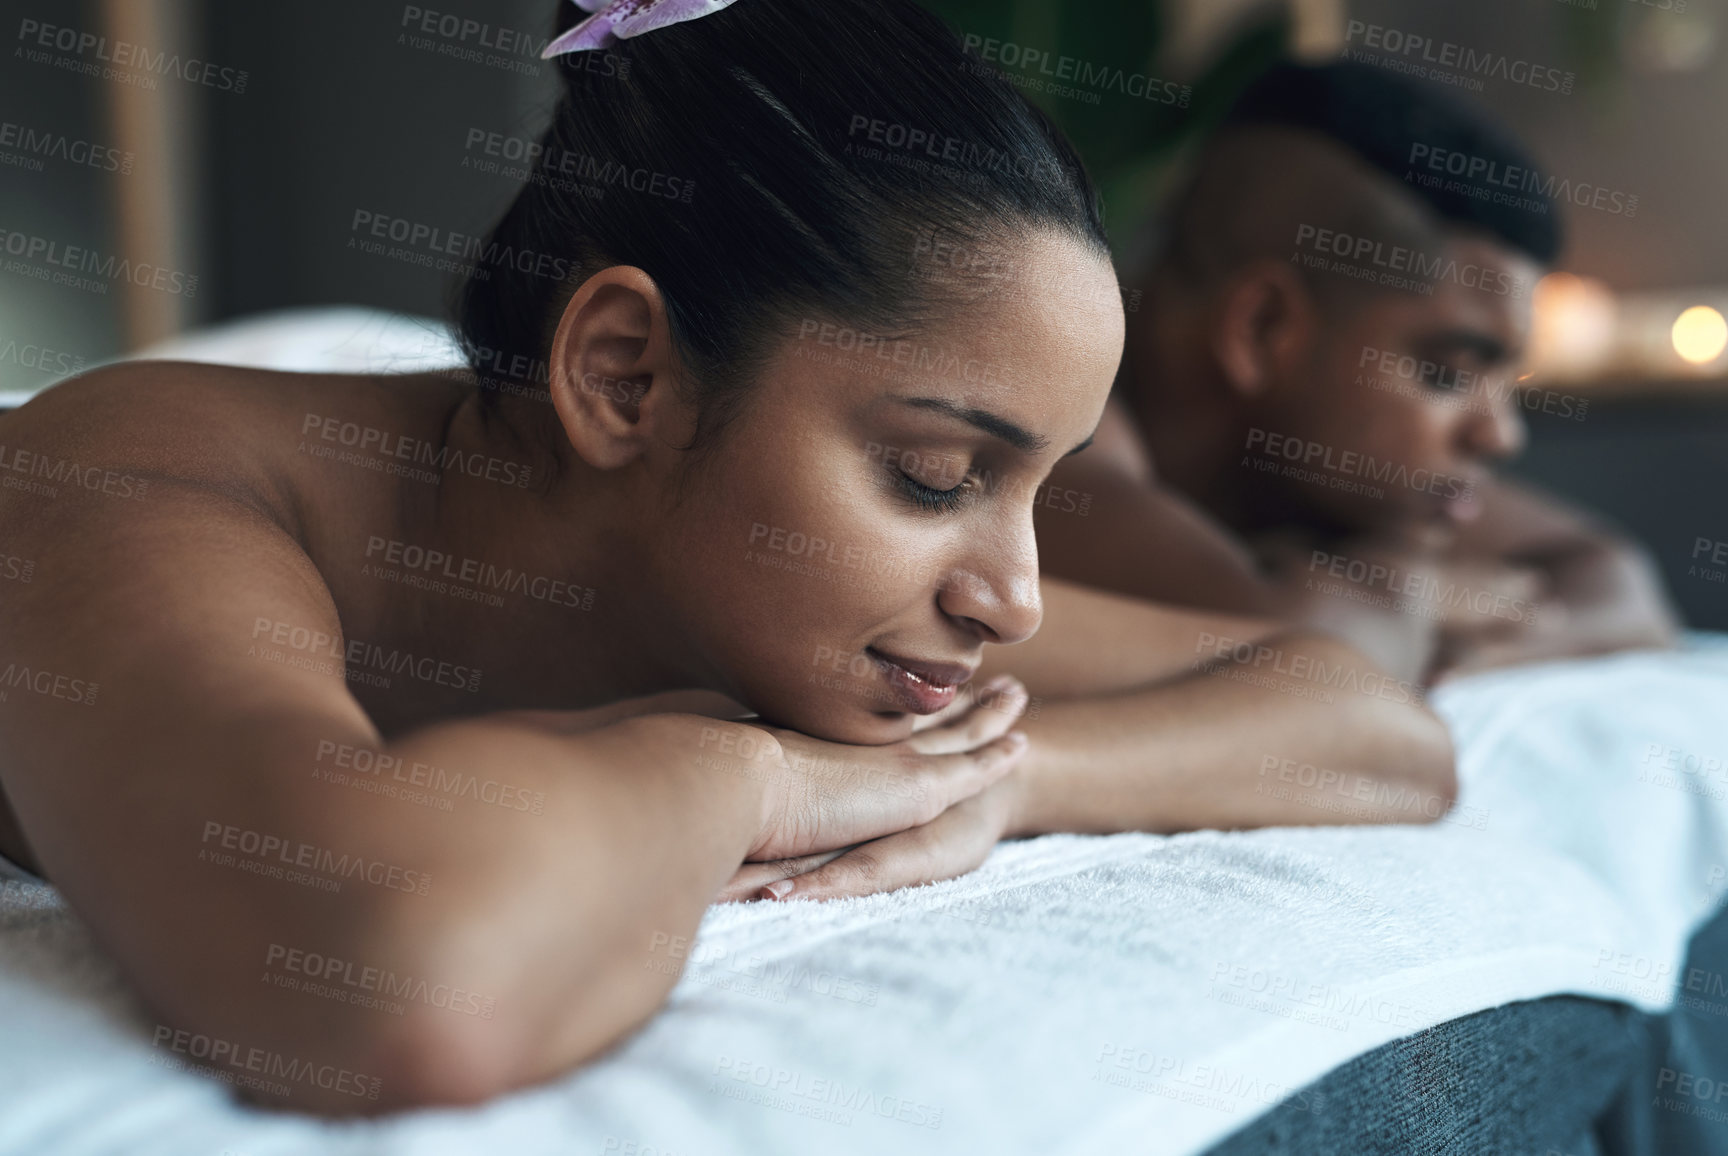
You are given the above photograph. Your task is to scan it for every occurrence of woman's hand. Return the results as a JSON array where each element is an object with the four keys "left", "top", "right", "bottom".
[
  {"left": 737, "top": 676, "right": 1031, "bottom": 863},
  {"left": 715, "top": 677, "right": 1031, "bottom": 901},
  {"left": 716, "top": 767, "right": 1026, "bottom": 902}
]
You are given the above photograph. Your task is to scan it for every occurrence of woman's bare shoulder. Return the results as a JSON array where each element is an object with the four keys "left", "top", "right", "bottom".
[{"left": 0, "top": 361, "right": 445, "bottom": 534}]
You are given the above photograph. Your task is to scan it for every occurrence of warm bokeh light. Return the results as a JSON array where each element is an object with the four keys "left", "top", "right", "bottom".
[
  {"left": 1672, "top": 306, "right": 1728, "bottom": 365},
  {"left": 1529, "top": 272, "right": 1618, "bottom": 377}
]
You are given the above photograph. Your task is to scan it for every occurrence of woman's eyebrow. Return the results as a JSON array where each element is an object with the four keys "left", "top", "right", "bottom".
[{"left": 893, "top": 395, "right": 1050, "bottom": 454}]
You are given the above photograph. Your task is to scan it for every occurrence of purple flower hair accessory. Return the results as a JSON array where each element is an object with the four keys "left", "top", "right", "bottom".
[{"left": 541, "top": 0, "right": 741, "bottom": 57}]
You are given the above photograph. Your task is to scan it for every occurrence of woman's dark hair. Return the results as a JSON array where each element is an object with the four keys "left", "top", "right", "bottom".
[{"left": 454, "top": 0, "right": 1109, "bottom": 452}]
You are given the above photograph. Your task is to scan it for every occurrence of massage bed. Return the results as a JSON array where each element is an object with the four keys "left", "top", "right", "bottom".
[{"left": 2, "top": 310, "right": 1725, "bottom": 1155}]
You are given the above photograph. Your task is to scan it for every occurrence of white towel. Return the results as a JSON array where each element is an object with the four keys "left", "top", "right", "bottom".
[{"left": 3, "top": 639, "right": 1728, "bottom": 1156}]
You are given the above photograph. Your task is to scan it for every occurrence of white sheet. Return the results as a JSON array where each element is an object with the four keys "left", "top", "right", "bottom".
[{"left": 4, "top": 641, "right": 1727, "bottom": 1156}]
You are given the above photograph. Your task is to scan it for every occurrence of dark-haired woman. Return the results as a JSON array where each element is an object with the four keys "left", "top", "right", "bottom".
[{"left": 0, "top": 0, "right": 1453, "bottom": 1115}]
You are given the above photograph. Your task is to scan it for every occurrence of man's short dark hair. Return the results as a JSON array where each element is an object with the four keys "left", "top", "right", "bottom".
[{"left": 1221, "top": 60, "right": 1562, "bottom": 265}]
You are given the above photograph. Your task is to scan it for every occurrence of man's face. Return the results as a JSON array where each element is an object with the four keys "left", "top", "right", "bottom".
[{"left": 1263, "top": 235, "right": 1543, "bottom": 534}]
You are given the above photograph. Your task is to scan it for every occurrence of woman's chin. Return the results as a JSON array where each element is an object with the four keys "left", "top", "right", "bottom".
[{"left": 752, "top": 698, "right": 915, "bottom": 747}]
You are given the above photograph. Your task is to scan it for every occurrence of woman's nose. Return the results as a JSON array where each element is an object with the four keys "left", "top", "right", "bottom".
[{"left": 937, "top": 530, "right": 1043, "bottom": 646}]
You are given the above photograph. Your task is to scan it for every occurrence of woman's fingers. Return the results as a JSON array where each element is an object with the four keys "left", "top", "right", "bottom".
[
  {"left": 756, "top": 784, "right": 1009, "bottom": 902},
  {"left": 900, "top": 676, "right": 1028, "bottom": 756},
  {"left": 715, "top": 848, "right": 850, "bottom": 903},
  {"left": 747, "top": 729, "right": 1028, "bottom": 862},
  {"left": 909, "top": 731, "right": 1027, "bottom": 822}
]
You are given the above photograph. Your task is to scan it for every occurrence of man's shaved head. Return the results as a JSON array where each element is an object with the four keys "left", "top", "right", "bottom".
[{"left": 1154, "top": 125, "right": 1450, "bottom": 310}]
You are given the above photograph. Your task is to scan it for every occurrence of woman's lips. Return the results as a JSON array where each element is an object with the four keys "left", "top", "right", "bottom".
[{"left": 866, "top": 647, "right": 974, "bottom": 715}]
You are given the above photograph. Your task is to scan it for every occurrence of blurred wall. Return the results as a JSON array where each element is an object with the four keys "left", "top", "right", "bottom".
[
  {"left": 2, "top": 0, "right": 1724, "bottom": 627},
  {"left": 202, "top": 0, "right": 555, "bottom": 319},
  {"left": 0, "top": 0, "right": 122, "bottom": 392}
]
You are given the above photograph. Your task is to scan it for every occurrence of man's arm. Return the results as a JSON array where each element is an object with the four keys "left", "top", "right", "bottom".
[
  {"left": 987, "top": 578, "right": 1456, "bottom": 835},
  {"left": 1036, "top": 447, "right": 1284, "bottom": 616},
  {"left": 733, "top": 578, "right": 1457, "bottom": 903},
  {"left": 1436, "top": 476, "right": 1681, "bottom": 675},
  {"left": 1036, "top": 450, "right": 1442, "bottom": 685}
]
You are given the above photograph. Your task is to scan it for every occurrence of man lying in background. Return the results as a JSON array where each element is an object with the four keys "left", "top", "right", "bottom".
[{"left": 1036, "top": 60, "right": 1678, "bottom": 684}]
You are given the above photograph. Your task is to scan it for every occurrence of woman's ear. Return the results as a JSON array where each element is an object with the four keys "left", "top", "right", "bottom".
[
  {"left": 545, "top": 266, "right": 692, "bottom": 470},
  {"left": 1211, "top": 260, "right": 1319, "bottom": 400}
]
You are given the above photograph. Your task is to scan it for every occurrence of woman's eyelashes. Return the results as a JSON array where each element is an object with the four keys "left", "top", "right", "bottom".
[{"left": 894, "top": 469, "right": 971, "bottom": 513}]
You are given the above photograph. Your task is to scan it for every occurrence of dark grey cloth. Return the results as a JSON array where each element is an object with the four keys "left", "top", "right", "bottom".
[
  {"left": 1204, "top": 900, "right": 1728, "bottom": 1155},
  {"left": 1203, "top": 996, "right": 1645, "bottom": 1155}
]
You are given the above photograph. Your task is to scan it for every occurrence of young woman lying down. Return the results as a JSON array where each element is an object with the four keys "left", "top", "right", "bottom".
[{"left": 0, "top": 0, "right": 1452, "bottom": 1116}]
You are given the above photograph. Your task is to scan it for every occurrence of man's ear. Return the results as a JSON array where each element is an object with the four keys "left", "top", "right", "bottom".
[
  {"left": 545, "top": 265, "right": 690, "bottom": 470},
  {"left": 1211, "top": 260, "right": 1319, "bottom": 400}
]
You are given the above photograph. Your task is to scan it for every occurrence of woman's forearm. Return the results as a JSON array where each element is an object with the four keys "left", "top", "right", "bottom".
[
  {"left": 1004, "top": 631, "right": 1455, "bottom": 837},
  {"left": 227, "top": 713, "right": 769, "bottom": 1113}
]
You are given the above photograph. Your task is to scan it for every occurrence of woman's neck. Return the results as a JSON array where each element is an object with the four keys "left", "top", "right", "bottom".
[{"left": 351, "top": 374, "right": 703, "bottom": 731}]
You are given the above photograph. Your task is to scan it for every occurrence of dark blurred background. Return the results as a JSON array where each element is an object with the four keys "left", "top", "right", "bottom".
[{"left": 2, "top": 0, "right": 1725, "bottom": 627}]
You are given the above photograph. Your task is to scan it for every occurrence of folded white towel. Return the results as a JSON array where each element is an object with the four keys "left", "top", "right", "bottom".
[{"left": 4, "top": 640, "right": 1727, "bottom": 1156}]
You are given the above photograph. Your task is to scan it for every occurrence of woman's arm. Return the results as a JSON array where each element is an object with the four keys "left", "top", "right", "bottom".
[
  {"left": 0, "top": 482, "right": 1021, "bottom": 1113},
  {"left": 723, "top": 578, "right": 1454, "bottom": 900}
]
